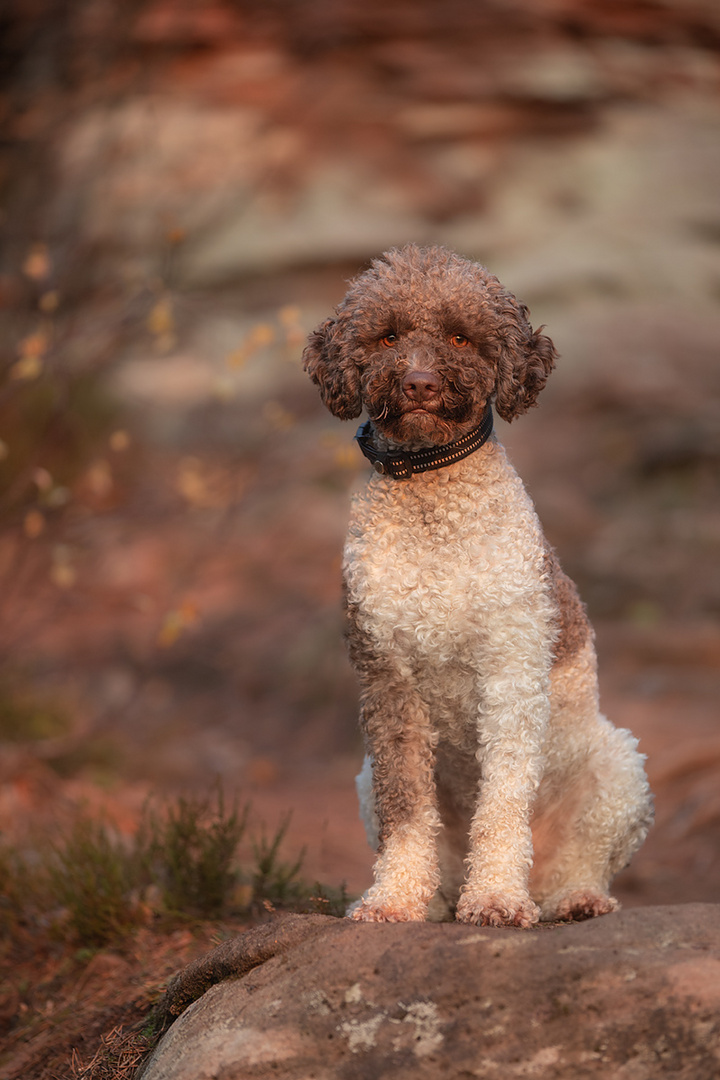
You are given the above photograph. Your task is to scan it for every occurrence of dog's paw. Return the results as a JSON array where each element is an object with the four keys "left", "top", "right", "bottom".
[
  {"left": 347, "top": 895, "right": 428, "bottom": 922},
  {"left": 548, "top": 890, "right": 619, "bottom": 923},
  {"left": 455, "top": 892, "right": 540, "bottom": 929}
]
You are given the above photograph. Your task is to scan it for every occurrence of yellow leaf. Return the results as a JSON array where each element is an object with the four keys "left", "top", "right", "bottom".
[
  {"left": 157, "top": 613, "right": 182, "bottom": 647},
  {"left": 22, "top": 243, "right": 51, "bottom": 282},
  {"left": 248, "top": 323, "right": 275, "bottom": 348},
  {"left": 39, "top": 290, "right": 59, "bottom": 313},
  {"left": 51, "top": 546, "right": 76, "bottom": 588},
  {"left": 176, "top": 457, "right": 205, "bottom": 504},
  {"left": 157, "top": 602, "right": 198, "bottom": 647},
  {"left": 226, "top": 347, "right": 247, "bottom": 369},
  {"left": 11, "top": 356, "right": 43, "bottom": 380},
  {"left": 147, "top": 298, "right": 174, "bottom": 337},
  {"left": 24, "top": 510, "right": 45, "bottom": 538},
  {"left": 19, "top": 331, "right": 48, "bottom": 359},
  {"left": 51, "top": 563, "right": 76, "bottom": 589},
  {"left": 109, "top": 430, "right": 130, "bottom": 452},
  {"left": 278, "top": 305, "right": 301, "bottom": 326}
]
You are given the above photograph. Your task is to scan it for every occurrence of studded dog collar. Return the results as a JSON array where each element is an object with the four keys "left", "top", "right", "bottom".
[{"left": 354, "top": 403, "right": 494, "bottom": 480}]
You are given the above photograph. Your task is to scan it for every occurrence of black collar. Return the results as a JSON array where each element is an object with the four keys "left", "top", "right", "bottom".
[{"left": 354, "top": 404, "right": 494, "bottom": 480}]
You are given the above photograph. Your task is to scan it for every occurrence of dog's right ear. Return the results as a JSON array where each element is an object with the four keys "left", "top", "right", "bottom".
[{"left": 302, "top": 317, "right": 363, "bottom": 420}]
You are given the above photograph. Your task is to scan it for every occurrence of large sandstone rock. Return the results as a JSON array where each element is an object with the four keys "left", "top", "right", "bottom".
[{"left": 139, "top": 905, "right": 720, "bottom": 1079}]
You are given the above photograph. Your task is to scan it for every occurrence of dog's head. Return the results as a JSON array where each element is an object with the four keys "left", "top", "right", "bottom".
[{"left": 303, "top": 244, "right": 556, "bottom": 448}]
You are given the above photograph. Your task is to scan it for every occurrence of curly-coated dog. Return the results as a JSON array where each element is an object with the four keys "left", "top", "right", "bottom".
[{"left": 303, "top": 244, "right": 652, "bottom": 927}]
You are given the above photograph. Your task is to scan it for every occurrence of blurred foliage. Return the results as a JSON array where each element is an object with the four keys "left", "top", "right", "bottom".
[
  {"left": 0, "top": 369, "right": 118, "bottom": 513},
  {"left": 46, "top": 735, "right": 126, "bottom": 783},
  {"left": 50, "top": 817, "right": 146, "bottom": 947},
  {"left": 0, "top": 842, "right": 43, "bottom": 937},
  {"left": 0, "top": 787, "right": 349, "bottom": 948},
  {"left": 0, "top": 241, "right": 120, "bottom": 519},
  {"left": 251, "top": 812, "right": 306, "bottom": 907},
  {"left": 140, "top": 789, "right": 249, "bottom": 918},
  {"left": 0, "top": 678, "right": 72, "bottom": 741}
]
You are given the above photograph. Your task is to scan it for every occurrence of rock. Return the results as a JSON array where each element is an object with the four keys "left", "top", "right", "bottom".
[{"left": 139, "top": 905, "right": 720, "bottom": 1079}]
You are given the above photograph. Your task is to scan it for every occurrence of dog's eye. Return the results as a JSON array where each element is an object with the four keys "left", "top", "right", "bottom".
[
  {"left": 380, "top": 333, "right": 397, "bottom": 348},
  {"left": 450, "top": 334, "right": 470, "bottom": 348}
]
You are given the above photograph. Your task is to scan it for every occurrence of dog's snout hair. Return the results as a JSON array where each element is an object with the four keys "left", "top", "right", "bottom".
[{"left": 304, "top": 244, "right": 652, "bottom": 927}]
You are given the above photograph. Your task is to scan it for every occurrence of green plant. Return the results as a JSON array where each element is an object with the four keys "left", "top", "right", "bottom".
[
  {"left": 50, "top": 818, "right": 144, "bottom": 946},
  {"left": 251, "top": 813, "right": 305, "bottom": 908},
  {"left": 0, "top": 844, "right": 38, "bottom": 935},
  {"left": 142, "top": 788, "right": 249, "bottom": 918},
  {"left": 0, "top": 787, "right": 344, "bottom": 950}
]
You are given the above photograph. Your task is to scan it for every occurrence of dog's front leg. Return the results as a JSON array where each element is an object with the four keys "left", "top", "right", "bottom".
[
  {"left": 351, "top": 669, "right": 441, "bottom": 922},
  {"left": 456, "top": 647, "right": 550, "bottom": 929}
]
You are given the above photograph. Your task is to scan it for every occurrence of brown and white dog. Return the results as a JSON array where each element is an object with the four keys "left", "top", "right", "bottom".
[{"left": 304, "top": 244, "right": 652, "bottom": 926}]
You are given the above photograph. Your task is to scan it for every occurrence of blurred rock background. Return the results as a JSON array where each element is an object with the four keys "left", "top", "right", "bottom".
[{"left": 0, "top": 0, "right": 719, "bottom": 906}]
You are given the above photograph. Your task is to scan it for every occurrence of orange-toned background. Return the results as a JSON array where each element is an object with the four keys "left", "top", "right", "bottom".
[{"left": 1, "top": 0, "right": 719, "bottom": 908}]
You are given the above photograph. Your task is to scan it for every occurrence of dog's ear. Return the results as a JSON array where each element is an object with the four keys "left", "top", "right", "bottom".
[
  {"left": 494, "top": 320, "right": 557, "bottom": 422},
  {"left": 302, "top": 317, "right": 363, "bottom": 420}
]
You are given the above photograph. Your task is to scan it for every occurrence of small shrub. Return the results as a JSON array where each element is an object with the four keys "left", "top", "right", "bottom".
[
  {"left": 1, "top": 787, "right": 342, "bottom": 949},
  {"left": 50, "top": 818, "right": 144, "bottom": 946},
  {"left": 251, "top": 813, "right": 305, "bottom": 908},
  {"left": 0, "top": 844, "right": 39, "bottom": 935},
  {"left": 142, "top": 788, "right": 249, "bottom": 918}
]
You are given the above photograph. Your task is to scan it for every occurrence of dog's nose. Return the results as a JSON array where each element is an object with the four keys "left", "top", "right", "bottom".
[{"left": 402, "top": 370, "right": 440, "bottom": 403}]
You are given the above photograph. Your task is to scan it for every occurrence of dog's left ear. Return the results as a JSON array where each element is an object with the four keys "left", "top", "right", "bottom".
[
  {"left": 494, "top": 315, "right": 557, "bottom": 422},
  {"left": 302, "top": 317, "right": 363, "bottom": 420}
]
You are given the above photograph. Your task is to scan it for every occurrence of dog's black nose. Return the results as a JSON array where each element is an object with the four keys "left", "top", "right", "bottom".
[{"left": 402, "top": 370, "right": 440, "bottom": 403}]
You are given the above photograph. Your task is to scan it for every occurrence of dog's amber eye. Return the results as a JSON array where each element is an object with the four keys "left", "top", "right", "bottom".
[
  {"left": 380, "top": 333, "right": 397, "bottom": 348},
  {"left": 450, "top": 333, "right": 470, "bottom": 348}
]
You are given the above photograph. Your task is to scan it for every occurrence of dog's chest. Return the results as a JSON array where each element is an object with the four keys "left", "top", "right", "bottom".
[{"left": 343, "top": 453, "right": 544, "bottom": 660}]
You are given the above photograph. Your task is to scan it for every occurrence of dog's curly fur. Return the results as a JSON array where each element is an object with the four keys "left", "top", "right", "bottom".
[{"left": 304, "top": 244, "right": 653, "bottom": 927}]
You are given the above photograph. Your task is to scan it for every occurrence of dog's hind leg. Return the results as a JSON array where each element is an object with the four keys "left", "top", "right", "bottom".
[{"left": 531, "top": 652, "right": 653, "bottom": 921}]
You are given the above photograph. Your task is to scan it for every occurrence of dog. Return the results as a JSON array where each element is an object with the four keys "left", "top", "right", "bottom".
[{"left": 303, "top": 244, "right": 652, "bottom": 926}]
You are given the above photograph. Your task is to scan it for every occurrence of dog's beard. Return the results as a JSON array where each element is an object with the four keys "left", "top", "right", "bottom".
[{"left": 369, "top": 398, "right": 479, "bottom": 449}]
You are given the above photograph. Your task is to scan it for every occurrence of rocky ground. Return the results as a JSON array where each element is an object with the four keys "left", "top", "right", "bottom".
[
  {"left": 0, "top": 1, "right": 719, "bottom": 1076},
  {"left": 139, "top": 907, "right": 720, "bottom": 1080}
]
